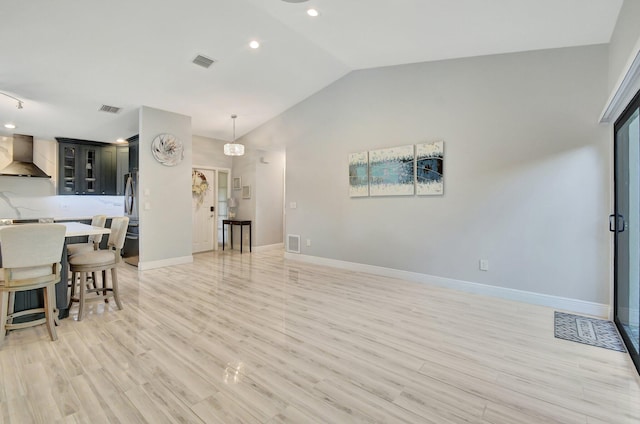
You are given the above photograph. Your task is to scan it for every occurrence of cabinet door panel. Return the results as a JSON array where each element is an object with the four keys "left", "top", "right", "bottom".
[
  {"left": 58, "top": 144, "right": 77, "bottom": 194},
  {"left": 82, "top": 146, "right": 100, "bottom": 194},
  {"left": 101, "top": 145, "right": 117, "bottom": 195},
  {"left": 116, "top": 146, "right": 129, "bottom": 195}
]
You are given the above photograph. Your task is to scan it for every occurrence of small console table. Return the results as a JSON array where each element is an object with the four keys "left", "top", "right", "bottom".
[{"left": 222, "top": 220, "right": 252, "bottom": 253}]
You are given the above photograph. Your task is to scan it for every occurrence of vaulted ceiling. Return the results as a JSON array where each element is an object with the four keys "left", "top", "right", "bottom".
[{"left": 0, "top": 0, "right": 623, "bottom": 143}]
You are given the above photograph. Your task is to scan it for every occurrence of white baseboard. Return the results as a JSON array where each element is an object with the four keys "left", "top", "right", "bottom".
[
  {"left": 253, "top": 243, "right": 284, "bottom": 252},
  {"left": 284, "top": 253, "right": 610, "bottom": 318},
  {"left": 138, "top": 255, "right": 193, "bottom": 271}
]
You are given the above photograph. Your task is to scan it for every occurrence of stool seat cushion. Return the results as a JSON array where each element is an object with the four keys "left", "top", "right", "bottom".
[
  {"left": 1, "top": 265, "right": 55, "bottom": 284},
  {"left": 67, "top": 243, "right": 95, "bottom": 257},
  {"left": 69, "top": 250, "right": 116, "bottom": 267}
]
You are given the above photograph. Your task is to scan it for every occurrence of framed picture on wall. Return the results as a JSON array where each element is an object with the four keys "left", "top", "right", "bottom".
[
  {"left": 368, "top": 144, "right": 415, "bottom": 196},
  {"left": 416, "top": 141, "right": 444, "bottom": 195},
  {"left": 242, "top": 185, "right": 251, "bottom": 199},
  {"left": 348, "top": 151, "right": 369, "bottom": 197},
  {"left": 233, "top": 177, "right": 242, "bottom": 190}
]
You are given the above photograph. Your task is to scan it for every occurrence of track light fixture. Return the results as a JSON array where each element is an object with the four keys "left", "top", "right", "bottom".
[{"left": 0, "top": 91, "right": 24, "bottom": 109}]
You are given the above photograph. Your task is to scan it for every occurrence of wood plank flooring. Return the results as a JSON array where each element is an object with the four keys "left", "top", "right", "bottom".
[{"left": 1, "top": 249, "right": 639, "bottom": 423}]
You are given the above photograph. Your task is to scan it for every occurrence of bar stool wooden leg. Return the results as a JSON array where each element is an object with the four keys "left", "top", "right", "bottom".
[
  {"left": 7, "top": 292, "right": 15, "bottom": 325},
  {"left": 68, "top": 271, "right": 77, "bottom": 309},
  {"left": 43, "top": 285, "right": 57, "bottom": 341},
  {"left": 102, "top": 270, "right": 108, "bottom": 300},
  {"left": 78, "top": 272, "right": 87, "bottom": 321},
  {"left": 91, "top": 272, "right": 98, "bottom": 291},
  {"left": 0, "top": 291, "right": 9, "bottom": 344},
  {"left": 111, "top": 268, "right": 123, "bottom": 310}
]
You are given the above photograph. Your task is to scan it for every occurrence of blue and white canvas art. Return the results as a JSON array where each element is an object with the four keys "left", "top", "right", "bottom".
[
  {"left": 416, "top": 141, "right": 444, "bottom": 195},
  {"left": 348, "top": 151, "right": 369, "bottom": 197},
  {"left": 368, "top": 145, "right": 415, "bottom": 196}
]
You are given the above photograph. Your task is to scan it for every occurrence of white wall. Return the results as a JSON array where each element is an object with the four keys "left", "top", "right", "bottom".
[
  {"left": 231, "top": 149, "right": 256, "bottom": 223},
  {"left": 255, "top": 149, "right": 285, "bottom": 246},
  {"left": 248, "top": 45, "right": 611, "bottom": 305},
  {"left": 604, "top": 0, "right": 640, "bottom": 121},
  {"left": 225, "top": 146, "right": 285, "bottom": 248},
  {"left": 192, "top": 135, "right": 232, "bottom": 169},
  {"left": 138, "top": 106, "right": 193, "bottom": 269},
  {"left": 608, "top": 0, "right": 640, "bottom": 94}
]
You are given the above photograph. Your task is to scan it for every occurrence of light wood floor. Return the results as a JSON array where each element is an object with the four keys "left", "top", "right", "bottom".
[{"left": 1, "top": 249, "right": 639, "bottom": 423}]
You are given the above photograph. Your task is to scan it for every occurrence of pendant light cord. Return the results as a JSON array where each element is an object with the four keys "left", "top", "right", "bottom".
[{"left": 231, "top": 114, "right": 237, "bottom": 141}]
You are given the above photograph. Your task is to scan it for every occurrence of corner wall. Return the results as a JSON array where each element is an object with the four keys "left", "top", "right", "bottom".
[
  {"left": 608, "top": 0, "right": 640, "bottom": 95},
  {"left": 138, "top": 106, "right": 193, "bottom": 269},
  {"left": 249, "top": 45, "right": 611, "bottom": 306},
  {"left": 255, "top": 149, "right": 285, "bottom": 247},
  {"left": 603, "top": 0, "right": 640, "bottom": 121}
]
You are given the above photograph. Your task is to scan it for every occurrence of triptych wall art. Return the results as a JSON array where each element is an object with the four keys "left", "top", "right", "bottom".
[{"left": 349, "top": 141, "right": 444, "bottom": 197}]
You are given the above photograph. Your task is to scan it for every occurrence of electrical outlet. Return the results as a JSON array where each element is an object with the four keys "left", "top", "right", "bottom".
[
  {"left": 479, "top": 259, "right": 489, "bottom": 271},
  {"left": 306, "top": 239, "right": 311, "bottom": 247}
]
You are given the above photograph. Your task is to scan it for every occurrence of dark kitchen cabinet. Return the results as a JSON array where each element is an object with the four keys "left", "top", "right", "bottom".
[
  {"left": 59, "top": 143, "right": 77, "bottom": 194},
  {"left": 57, "top": 138, "right": 130, "bottom": 195},
  {"left": 57, "top": 141, "right": 102, "bottom": 195},
  {"left": 116, "top": 146, "right": 129, "bottom": 195},
  {"left": 127, "top": 135, "right": 139, "bottom": 171},
  {"left": 101, "top": 145, "right": 117, "bottom": 195}
]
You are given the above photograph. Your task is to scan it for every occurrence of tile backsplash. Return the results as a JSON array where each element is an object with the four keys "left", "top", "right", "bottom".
[{"left": 0, "top": 190, "right": 124, "bottom": 220}]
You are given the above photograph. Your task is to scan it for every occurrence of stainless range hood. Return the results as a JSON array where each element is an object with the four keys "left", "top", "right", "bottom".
[{"left": 0, "top": 134, "right": 51, "bottom": 178}]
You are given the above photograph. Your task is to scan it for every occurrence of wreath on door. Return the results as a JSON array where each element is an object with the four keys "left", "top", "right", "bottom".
[{"left": 192, "top": 170, "right": 210, "bottom": 206}]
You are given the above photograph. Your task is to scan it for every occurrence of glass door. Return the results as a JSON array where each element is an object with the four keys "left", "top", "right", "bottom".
[
  {"left": 85, "top": 148, "right": 96, "bottom": 193},
  {"left": 61, "top": 145, "right": 76, "bottom": 193},
  {"left": 217, "top": 171, "right": 229, "bottom": 245},
  {"left": 613, "top": 89, "right": 640, "bottom": 373}
]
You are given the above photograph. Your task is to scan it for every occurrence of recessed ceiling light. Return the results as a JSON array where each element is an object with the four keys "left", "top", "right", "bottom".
[
  {"left": 116, "top": 138, "right": 126, "bottom": 143},
  {"left": 4, "top": 123, "right": 16, "bottom": 129},
  {"left": 307, "top": 8, "right": 319, "bottom": 17},
  {"left": 249, "top": 40, "right": 260, "bottom": 49}
]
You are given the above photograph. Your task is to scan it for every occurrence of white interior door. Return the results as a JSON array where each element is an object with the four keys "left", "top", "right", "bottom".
[{"left": 192, "top": 168, "right": 216, "bottom": 253}]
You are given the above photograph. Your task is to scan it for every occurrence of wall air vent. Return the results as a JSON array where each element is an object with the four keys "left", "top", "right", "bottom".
[
  {"left": 192, "top": 55, "right": 215, "bottom": 68},
  {"left": 286, "top": 234, "right": 301, "bottom": 253},
  {"left": 99, "top": 104, "right": 121, "bottom": 114}
]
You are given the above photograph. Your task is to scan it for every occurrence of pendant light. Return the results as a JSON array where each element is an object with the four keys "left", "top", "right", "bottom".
[{"left": 223, "top": 114, "right": 245, "bottom": 156}]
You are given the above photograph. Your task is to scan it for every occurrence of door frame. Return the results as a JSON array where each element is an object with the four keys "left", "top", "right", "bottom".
[
  {"left": 192, "top": 165, "right": 231, "bottom": 251},
  {"left": 613, "top": 87, "right": 640, "bottom": 374}
]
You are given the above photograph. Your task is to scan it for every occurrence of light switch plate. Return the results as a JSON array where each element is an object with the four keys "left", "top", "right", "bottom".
[{"left": 479, "top": 259, "right": 489, "bottom": 271}]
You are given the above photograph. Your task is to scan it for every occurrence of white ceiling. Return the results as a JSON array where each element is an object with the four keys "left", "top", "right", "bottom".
[{"left": 0, "top": 0, "right": 623, "bottom": 144}]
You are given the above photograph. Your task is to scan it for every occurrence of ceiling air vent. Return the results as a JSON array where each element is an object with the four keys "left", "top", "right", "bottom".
[
  {"left": 99, "top": 104, "right": 121, "bottom": 114},
  {"left": 192, "top": 55, "right": 215, "bottom": 69}
]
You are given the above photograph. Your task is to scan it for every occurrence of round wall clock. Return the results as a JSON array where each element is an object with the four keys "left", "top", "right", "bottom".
[{"left": 151, "top": 133, "right": 184, "bottom": 166}]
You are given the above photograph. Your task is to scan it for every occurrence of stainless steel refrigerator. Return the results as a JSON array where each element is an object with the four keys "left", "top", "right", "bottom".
[{"left": 123, "top": 171, "right": 139, "bottom": 266}]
